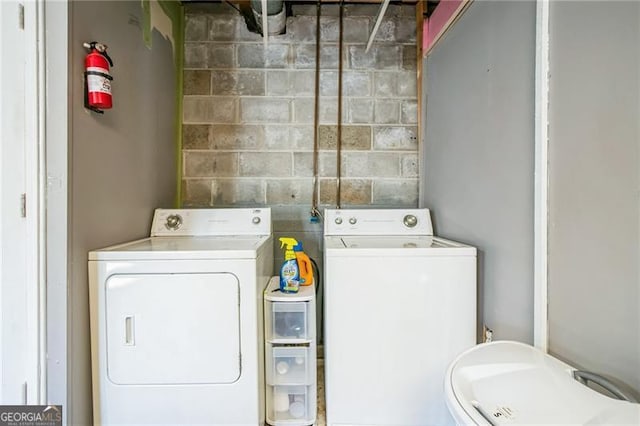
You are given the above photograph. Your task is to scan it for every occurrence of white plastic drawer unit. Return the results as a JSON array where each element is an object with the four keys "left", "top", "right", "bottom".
[
  {"left": 266, "top": 301, "right": 312, "bottom": 342},
  {"left": 267, "top": 385, "right": 312, "bottom": 423},
  {"left": 266, "top": 344, "right": 314, "bottom": 386}
]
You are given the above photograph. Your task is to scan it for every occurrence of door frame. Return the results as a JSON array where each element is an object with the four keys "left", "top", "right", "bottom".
[
  {"left": 0, "top": 0, "right": 68, "bottom": 412},
  {"left": 533, "top": 0, "right": 550, "bottom": 351},
  {"left": 0, "top": 0, "right": 46, "bottom": 404},
  {"left": 44, "top": 0, "right": 69, "bottom": 415}
]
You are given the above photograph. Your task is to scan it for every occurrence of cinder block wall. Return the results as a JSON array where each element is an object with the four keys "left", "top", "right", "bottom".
[{"left": 182, "top": 2, "right": 418, "bottom": 290}]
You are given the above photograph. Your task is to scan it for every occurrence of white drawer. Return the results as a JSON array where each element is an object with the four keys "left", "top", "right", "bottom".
[
  {"left": 265, "top": 301, "right": 313, "bottom": 342},
  {"left": 266, "top": 344, "right": 314, "bottom": 385},
  {"left": 267, "top": 385, "right": 314, "bottom": 424}
]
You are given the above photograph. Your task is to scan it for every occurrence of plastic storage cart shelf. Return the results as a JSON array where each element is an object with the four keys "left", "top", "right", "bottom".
[{"left": 264, "top": 276, "right": 317, "bottom": 426}]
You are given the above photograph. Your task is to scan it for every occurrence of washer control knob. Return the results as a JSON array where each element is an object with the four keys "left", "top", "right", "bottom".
[
  {"left": 349, "top": 217, "right": 357, "bottom": 225},
  {"left": 335, "top": 217, "right": 343, "bottom": 225},
  {"left": 166, "top": 214, "right": 182, "bottom": 230},
  {"left": 252, "top": 216, "right": 261, "bottom": 224},
  {"left": 403, "top": 214, "right": 418, "bottom": 228}
]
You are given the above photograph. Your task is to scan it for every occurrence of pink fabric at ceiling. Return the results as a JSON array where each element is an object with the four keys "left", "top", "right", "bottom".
[{"left": 423, "top": 0, "right": 466, "bottom": 55}]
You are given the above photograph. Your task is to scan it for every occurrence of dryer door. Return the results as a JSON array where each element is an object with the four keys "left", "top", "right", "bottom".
[{"left": 105, "top": 273, "right": 240, "bottom": 385}]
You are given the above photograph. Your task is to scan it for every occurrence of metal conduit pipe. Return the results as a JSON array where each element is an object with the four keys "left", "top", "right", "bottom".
[
  {"left": 335, "top": 0, "right": 344, "bottom": 209},
  {"left": 311, "top": 1, "right": 322, "bottom": 219}
]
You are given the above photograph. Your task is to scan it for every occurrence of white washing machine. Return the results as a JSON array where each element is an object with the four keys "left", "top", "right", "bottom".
[
  {"left": 88, "top": 208, "right": 273, "bottom": 425},
  {"left": 323, "top": 208, "right": 477, "bottom": 426}
]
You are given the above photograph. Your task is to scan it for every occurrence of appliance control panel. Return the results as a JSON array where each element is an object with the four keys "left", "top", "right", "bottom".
[
  {"left": 150, "top": 208, "right": 271, "bottom": 236},
  {"left": 324, "top": 209, "right": 433, "bottom": 236}
]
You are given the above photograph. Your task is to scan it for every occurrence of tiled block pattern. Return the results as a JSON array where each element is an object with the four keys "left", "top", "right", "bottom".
[
  {"left": 320, "top": 179, "right": 372, "bottom": 205},
  {"left": 266, "top": 179, "right": 314, "bottom": 205},
  {"left": 183, "top": 152, "right": 238, "bottom": 177},
  {"left": 210, "top": 70, "right": 265, "bottom": 96},
  {"left": 184, "top": 70, "right": 211, "bottom": 95},
  {"left": 372, "top": 179, "right": 419, "bottom": 205},
  {"left": 240, "top": 98, "right": 290, "bottom": 123},
  {"left": 239, "top": 152, "right": 291, "bottom": 177},
  {"left": 182, "top": 2, "right": 419, "bottom": 221}
]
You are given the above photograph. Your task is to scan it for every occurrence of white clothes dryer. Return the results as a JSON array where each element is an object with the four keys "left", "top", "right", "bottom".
[
  {"left": 89, "top": 208, "right": 273, "bottom": 425},
  {"left": 323, "top": 208, "right": 477, "bottom": 426}
]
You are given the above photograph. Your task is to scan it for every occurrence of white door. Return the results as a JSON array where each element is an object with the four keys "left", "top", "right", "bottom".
[
  {"left": 105, "top": 273, "right": 241, "bottom": 384},
  {"left": 0, "top": 0, "right": 42, "bottom": 404}
]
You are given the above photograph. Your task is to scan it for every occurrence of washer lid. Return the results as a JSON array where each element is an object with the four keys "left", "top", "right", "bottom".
[
  {"left": 89, "top": 235, "right": 271, "bottom": 260},
  {"left": 324, "top": 235, "right": 476, "bottom": 256},
  {"left": 448, "top": 341, "right": 640, "bottom": 425}
]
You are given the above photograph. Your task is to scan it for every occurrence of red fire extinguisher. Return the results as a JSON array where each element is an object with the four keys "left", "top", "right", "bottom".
[{"left": 83, "top": 41, "right": 113, "bottom": 113}]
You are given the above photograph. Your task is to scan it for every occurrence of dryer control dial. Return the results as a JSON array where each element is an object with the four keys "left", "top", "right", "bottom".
[
  {"left": 403, "top": 214, "right": 418, "bottom": 228},
  {"left": 252, "top": 216, "right": 261, "bottom": 225},
  {"left": 334, "top": 217, "right": 343, "bottom": 225},
  {"left": 349, "top": 217, "right": 357, "bottom": 225},
  {"left": 165, "top": 214, "right": 183, "bottom": 230}
]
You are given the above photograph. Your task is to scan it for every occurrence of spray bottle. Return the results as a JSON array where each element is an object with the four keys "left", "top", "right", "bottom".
[
  {"left": 294, "top": 242, "right": 314, "bottom": 286},
  {"left": 279, "top": 237, "right": 300, "bottom": 293}
]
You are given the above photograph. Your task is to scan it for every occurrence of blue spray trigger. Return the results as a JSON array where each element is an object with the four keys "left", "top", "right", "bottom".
[{"left": 309, "top": 215, "right": 320, "bottom": 224}]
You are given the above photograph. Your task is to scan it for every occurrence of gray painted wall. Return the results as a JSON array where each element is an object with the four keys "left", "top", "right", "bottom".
[
  {"left": 422, "top": 0, "right": 536, "bottom": 342},
  {"left": 69, "top": 1, "right": 177, "bottom": 423},
  {"left": 548, "top": 1, "right": 640, "bottom": 396}
]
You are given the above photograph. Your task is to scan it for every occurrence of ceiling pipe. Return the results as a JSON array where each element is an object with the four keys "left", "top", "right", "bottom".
[
  {"left": 366, "top": 0, "right": 391, "bottom": 52},
  {"left": 261, "top": 0, "right": 268, "bottom": 44},
  {"left": 250, "top": 0, "right": 286, "bottom": 37}
]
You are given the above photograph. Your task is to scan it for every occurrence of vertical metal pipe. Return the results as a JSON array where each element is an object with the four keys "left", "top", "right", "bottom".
[
  {"left": 336, "top": 0, "right": 344, "bottom": 209},
  {"left": 311, "top": 1, "right": 322, "bottom": 216},
  {"left": 260, "top": 0, "right": 268, "bottom": 45}
]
